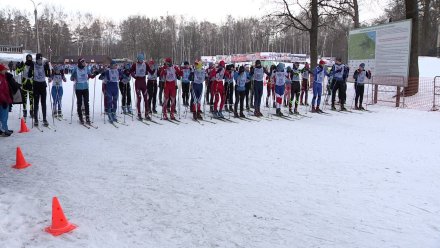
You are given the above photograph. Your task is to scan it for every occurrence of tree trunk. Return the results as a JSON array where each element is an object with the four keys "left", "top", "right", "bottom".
[
  {"left": 353, "top": 0, "right": 360, "bottom": 28},
  {"left": 405, "top": 0, "right": 419, "bottom": 96},
  {"left": 421, "top": 0, "right": 431, "bottom": 55},
  {"left": 309, "top": 0, "right": 319, "bottom": 69}
]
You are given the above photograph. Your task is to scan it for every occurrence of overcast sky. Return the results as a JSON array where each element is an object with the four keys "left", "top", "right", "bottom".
[{"left": 3, "top": 0, "right": 387, "bottom": 24}]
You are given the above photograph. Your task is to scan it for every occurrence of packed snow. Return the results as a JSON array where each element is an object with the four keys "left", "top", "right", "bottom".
[{"left": 1, "top": 62, "right": 440, "bottom": 248}]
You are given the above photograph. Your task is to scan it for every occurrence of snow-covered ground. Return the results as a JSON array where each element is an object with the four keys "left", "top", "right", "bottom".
[{"left": 1, "top": 70, "right": 440, "bottom": 247}]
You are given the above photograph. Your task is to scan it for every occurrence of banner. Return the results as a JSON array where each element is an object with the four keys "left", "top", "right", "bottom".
[{"left": 348, "top": 19, "right": 412, "bottom": 86}]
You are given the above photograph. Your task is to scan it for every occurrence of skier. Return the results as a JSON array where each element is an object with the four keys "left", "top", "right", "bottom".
[
  {"left": 158, "top": 63, "right": 165, "bottom": 106},
  {"left": 100, "top": 60, "right": 121, "bottom": 123},
  {"left": 210, "top": 60, "right": 228, "bottom": 118},
  {"left": 28, "top": 53, "right": 51, "bottom": 127},
  {"left": 70, "top": 58, "right": 97, "bottom": 125},
  {"left": 16, "top": 54, "right": 34, "bottom": 119},
  {"left": 146, "top": 59, "right": 158, "bottom": 114},
  {"left": 266, "top": 65, "right": 277, "bottom": 108},
  {"left": 119, "top": 63, "right": 132, "bottom": 115},
  {"left": 180, "top": 61, "right": 192, "bottom": 106},
  {"left": 311, "top": 60, "right": 330, "bottom": 113},
  {"left": 330, "top": 57, "right": 349, "bottom": 111},
  {"left": 233, "top": 65, "right": 248, "bottom": 118},
  {"left": 205, "top": 62, "right": 215, "bottom": 112},
  {"left": 284, "top": 66, "right": 292, "bottom": 109},
  {"left": 244, "top": 65, "right": 251, "bottom": 111},
  {"left": 300, "top": 62, "right": 312, "bottom": 105},
  {"left": 190, "top": 61, "right": 205, "bottom": 120},
  {"left": 160, "top": 57, "right": 182, "bottom": 120},
  {"left": 224, "top": 64, "right": 235, "bottom": 113},
  {"left": 0, "top": 64, "right": 13, "bottom": 136},
  {"left": 290, "top": 62, "right": 302, "bottom": 114},
  {"left": 130, "top": 53, "right": 149, "bottom": 120},
  {"left": 250, "top": 60, "right": 268, "bottom": 117},
  {"left": 353, "top": 63, "right": 372, "bottom": 110},
  {"left": 49, "top": 65, "right": 66, "bottom": 118},
  {"left": 273, "top": 63, "right": 288, "bottom": 117}
]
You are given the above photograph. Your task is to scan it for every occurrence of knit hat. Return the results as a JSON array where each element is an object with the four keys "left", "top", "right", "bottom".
[
  {"left": 319, "top": 60, "right": 326, "bottom": 65},
  {"left": 359, "top": 63, "right": 365, "bottom": 68}
]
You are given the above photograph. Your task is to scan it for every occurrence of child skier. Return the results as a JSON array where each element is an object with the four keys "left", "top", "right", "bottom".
[
  {"left": 191, "top": 61, "right": 205, "bottom": 120},
  {"left": 284, "top": 66, "right": 292, "bottom": 109},
  {"left": 181, "top": 61, "right": 191, "bottom": 106},
  {"left": 210, "top": 60, "right": 228, "bottom": 118},
  {"left": 300, "top": 62, "right": 312, "bottom": 105},
  {"left": 330, "top": 57, "right": 349, "bottom": 111},
  {"left": 353, "top": 63, "right": 372, "bottom": 110},
  {"left": 100, "top": 60, "right": 121, "bottom": 123},
  {"left": 266, "top": 65, "right": 277, "bottom": 108},
  {"left": 119, "top": 63, "right": 132, "bottom": 115},
  {"left": 160, "top": 58, "right": 182, "bottom": 120},
  {"left": 70, "top": 58, "right": 97, "bottom": 125},
  {"left": 16, "top": 54, "right": 34, "bottom": 119},
  {"left": 130, "top": 53, "right": 149, "bottom": 120},
  {"left": 146, "top": 59, "right": 158, "bottom": 114},
  {"left": 273, "top": 63, "right": 287, "bottom": 116},
  {"left": 250, "top": 60, "right": 268, "bottom": 117},
  {"left": 290, "top": 62, "right": 301, "bottom": 114},
  {"left": 311, "top": 60, "right": 330, "bottom": 113},
  {"left": 234, "top": 65, "right": 249, "bottom": 118},
  {"left": 28, "top": 53, "right": 51, "bottom": 127},
  {"left": 49, "top": 65, "right": 66, "bottom": 118}
]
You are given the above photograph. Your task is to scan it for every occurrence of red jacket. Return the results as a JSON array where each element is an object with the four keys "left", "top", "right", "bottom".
[
  {"left": 160, "top": 65, "right": 182, "bottom": 82},
  {"left": 0, "top": 73, "right": 12, "bottom": 105},
  {"left": 209, "top": 67, "right": 231, "bottom": 82}
]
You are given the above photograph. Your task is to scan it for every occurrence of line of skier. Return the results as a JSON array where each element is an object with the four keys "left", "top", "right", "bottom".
[{"left": 6, "top": 53, "right": 373, "bottom": 130}]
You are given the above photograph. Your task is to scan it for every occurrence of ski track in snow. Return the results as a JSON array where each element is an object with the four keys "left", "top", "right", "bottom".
[{"left": 1, "top": 77, "right": 440, "bottom": 248}]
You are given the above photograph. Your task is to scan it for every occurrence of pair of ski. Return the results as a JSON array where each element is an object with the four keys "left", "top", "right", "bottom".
[
  {"left": 137, "top": 117, "right": 163, "bottom": 126},
  {"left": 34, "top": 125, "right": 55, "bottom": 132},
  {"left": 213, "top": 116, "right": 238, "bottom": 123},
  {"left": 271, "top": 114, "right": 296, "bottom": 121},
  {"left": 81, "top": 122, "right": 99, "bottom": 129}
]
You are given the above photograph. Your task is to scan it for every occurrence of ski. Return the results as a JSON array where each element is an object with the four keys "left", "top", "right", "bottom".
[
  {"left": 167, "top": 119, "right": 180, "bottom": 125},
  {"left": 272, "top": 114, "right": 295, "bottom": 121},
  {"left": 192, "top": 119, "right": 204, "bottom": 125},
  {"left": 137, "top": 118, "right": 151, "bottom": 125},
  {"left": 109, "top": 122, "right": 119, "bottom": 128},
  {"left": 35, "top": 126, "right": 44, "bottom": 132},
  {"left": 220, "top": 117, "right": 239, "bottom": 123},
  {"left": 146, "top": 119, "right": 164, "bottom": 125},
  {"left": 174, "top": 119, "right": 188, "bottom": 124},
  {"left": 86, "top": 123, "right": 99, "bottom": 129},
  {"left": 44, "top": 125, "right": 56, "bottom": 132},
  {"left": 81, "top": 123, "right": 91, "bottom": 129},
  {"left": 199, "top": 119, "right": 217, "bottom": 124},
  {"left": 115, "top": 121, "right": 129, "bottom": 126}
]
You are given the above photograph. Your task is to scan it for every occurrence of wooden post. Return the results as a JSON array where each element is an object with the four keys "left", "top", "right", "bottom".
[
  {"left": 396, "top": 86, "right": 401, "bottom": 107},
  {"left": 373, "top": 84, "right": 378, "bottom": 104}
]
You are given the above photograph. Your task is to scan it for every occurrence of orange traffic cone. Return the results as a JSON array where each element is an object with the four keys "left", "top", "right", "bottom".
[
  {"left": 12, "top": 147, "right": 31, "bottom": 169},
  {"left": 45, "top": 197, "right": 77, "bottom": 236},
  {"left": 18, "top": 118, "right": 30, "bottom": 133}
]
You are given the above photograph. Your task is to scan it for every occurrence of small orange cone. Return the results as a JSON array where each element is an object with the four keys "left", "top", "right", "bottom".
[
  {"left": 12, "top": 147, "right": 31, "bottom": 169},
  {"left": 45, "top": 197, "right": 77, "bottom": 236},
  {"left": 18, "top": 118, "right": 30, "bottom": 133}
]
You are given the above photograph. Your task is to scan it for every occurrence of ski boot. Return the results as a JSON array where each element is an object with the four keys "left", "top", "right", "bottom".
[
  {"left": 58, "top": 110, "right": 63, "bottom": 118},
  {"left": 53, "top": 110, "right": 58, "bottom": 118},
  {"left": 234, "top": 112, "right": 239, "bottom": 118},
  {"left": 23, "top": 110, "right": 27, "bottom": 118},
  {"left": 360, "top": 106, "right": 365, "bottom": 110},
  {"left": 79, "top": 115, "right": 85, "bottom": 124},
  {"left": 289, "top": 108, "right": 294, "bottom": 115},
  {"left": 239, "top": 111, "right": 245, "bottom": 118},
  {"left": 145, "top": 114, "right": 151, "bottom": 121},
  {"left": 86, "top": 116, "right": 91, "bottom": 125},
  {"left": 162, "top": 113, "right": 168, "bottom": 120},
  {"left": 294, "top": 107, "right": 299, "bottom": 114},
  {"left": 218, "top": 111, "right": 224, "bottom": 118},
  {"left": 193, "top": 112, "right": 198, "bottom": 120},
  {"left": 122, "top": 106, "right": 128, "bottom": 115},
  {"left": 212, "top": 110, "right": 218, "bottom": 118},
  {"left": 153, "top": 109, "right": 157, "bottom": 114},
  {"left": 340, "top": 105, "right": 347, "bottom": 111},
  {"left": 137, "top": 113, "right": 143, "bottom": 121},
  {"left": 197, "top": 112, "right": 203, "bottom": 120},
  {"left": 170, "top": 113, "right": 176, "bottom": 121},
  {"left": 311, "top": 106, "right": 317, "bottom": 113},
  {"left": 111, "top": 112, "right": 117, "bottom": 122},
  {"left": 42, "top": 119, "right": 49, "bottom": 127},
  {"left": 331, "top": 104, "right": 337, "bottom": 111},
  {"left": 106, "top": 112, "right": 113, "bottom": 123},
  {"left": 316, "top": 107, "right": 323, "bottom": 113}
]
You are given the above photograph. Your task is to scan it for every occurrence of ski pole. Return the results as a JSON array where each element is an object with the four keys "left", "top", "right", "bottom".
[
  {"left": 70, "top": 83, "right": 75, "bottom": 124},
  {"left": 48, "top": 82, "right": 55, "bottom": 127},
  {"left": 92, "top": 76, "right": 96, "bottom": 123}
]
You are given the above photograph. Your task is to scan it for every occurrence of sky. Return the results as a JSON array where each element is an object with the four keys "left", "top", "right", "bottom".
[{"left": 2, "top": 0, "right": 388, "bottom": 24}]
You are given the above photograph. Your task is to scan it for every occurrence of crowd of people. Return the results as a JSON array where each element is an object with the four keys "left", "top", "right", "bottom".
[{"left": 0, "top": 53, "right": 372, "bottom": 135}]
